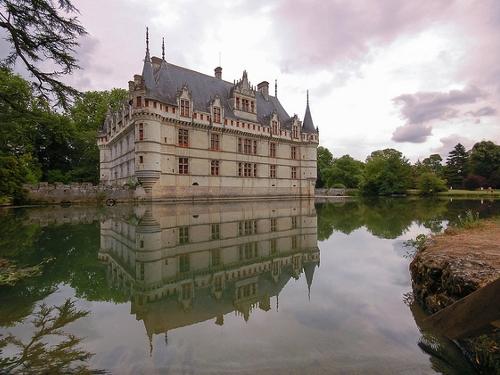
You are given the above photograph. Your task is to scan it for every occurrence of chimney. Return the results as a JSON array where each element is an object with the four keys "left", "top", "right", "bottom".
[
  {"left": 215, "top": 66, "right": 222, "bottom": 79},
  {"left": 257, "top": 81, "right": 269, "bottom": 100}
]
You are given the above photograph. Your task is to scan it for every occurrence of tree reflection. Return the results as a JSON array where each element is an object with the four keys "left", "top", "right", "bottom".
[
  {"left": 316, "top": 198, "right": 464, "bottom": 240},
  {"left": 0, "top": 299, "right": 105, "bottom": 374}
]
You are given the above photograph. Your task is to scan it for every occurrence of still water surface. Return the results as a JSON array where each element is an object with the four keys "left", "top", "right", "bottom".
[{"left": 0, "top": 198, "right": 498, "bottom": 374}]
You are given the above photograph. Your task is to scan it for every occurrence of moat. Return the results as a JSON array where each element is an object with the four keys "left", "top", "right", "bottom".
[{"left": 1, "top": 198, "right": 499, "bottom": 374}]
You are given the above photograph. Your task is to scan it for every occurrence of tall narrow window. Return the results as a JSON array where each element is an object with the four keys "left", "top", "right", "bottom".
[
  {"left": 291, "top": 146, "right": 297, "bottom": 159},
  {"left": 213, "top": 107, "right": 221, "bottom": 123},
  {"left": 178, "top": 128, "right": 189, "bottom": 147},
  {"left": 179, "top": 158, "right": 189, "bottom": 174},
  {"left": 236, "top": 97, "right": 240, "bottom": 110},
  {"left": 211, "top": 224, "right": 220, "bottom": 240},
  {"left": 138, "top": 124, "right": 144, "bottom": 140},
  {"left": 253, "top": 140, "right": 257, "bottom": 155},
  {"left": 270, "top": 218, "right": 277, "bottom": 232},
  {"left": 270, "top": 164, "right": 276, "bottom": 178},
  {"left": 271, "top": 120, "right": 278, "bottom": 135},
  {"left": 293, "top": 125, "right": 299, "bottom": 138},
  {"left": 179, "top": 253, "right": 190, "bottom": 271},
  {"left": 180, "top": 99, "right": 190, "bottom": 117},
  {"left": 179, "top": 227, "right": 189, "bottom": 245},
  {"left": 211, "top": 160, "right": 220, "bottom": 176},
  {"left": 253, "top": 163, "right": 257, "bottom": 177},
  {"left": 269, "top": 142, "right": 276, "bottom": 158},
  {"left": 251, "top": 101, "right": 255, "bottom": 113},
  {"left": 210, "top": 133, "right": 220, "bottom": 150},
  {"left": 136, "top": 96, "right": 142, "bottom": 107},
  {"left": 291, "top": 166, "right": 297, "bottom": 179},
  {"left": 211, "top": 249, "right": 221, "bottom": 266},
  {"left": 238, "top": 138, "right": 242, "bottom": 153},
  {"left": 238, "top": 162, "right": 243, "bottom": 177}
]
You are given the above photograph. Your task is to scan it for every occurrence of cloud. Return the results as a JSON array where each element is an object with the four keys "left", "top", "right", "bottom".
[
  {"left": 391, "top": 86, "right": 489, "bottom": 143},
  {"left": 466, "top": 106, "right": 496, "bottom": 117},
  {"left": 432, "top": 134, "right": 476, "bottom": 157},
  {"left": 391, "top": 123, "right": 432, "bottom": 143},
  {"left": 272, "top": 0, "right": 455, "bottom": 72},
  {"left": 393, "top": 86, "right": 484, "bottom": 124}
]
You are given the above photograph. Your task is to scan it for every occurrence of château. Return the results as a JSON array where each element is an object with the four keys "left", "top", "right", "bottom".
[{"left": 98, "top": 30, "right": 319, "bottom": 199}]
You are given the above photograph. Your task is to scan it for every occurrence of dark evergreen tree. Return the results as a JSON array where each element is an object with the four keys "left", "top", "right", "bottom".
[
  {"left": 0, "top": 0, "right": 86, "bottom": 108},
  {"left": 468, "top": 141, "right": 500, "bottom": 187},
  {"left": 444, "top": 143, "right": 468, "bottom": 188}
]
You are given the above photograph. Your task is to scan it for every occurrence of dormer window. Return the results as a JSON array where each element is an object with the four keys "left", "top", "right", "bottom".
[
  {"left": 242, "top": 99, "right": 249, "bottom": 112},
  {"left": 293, "top": 125, "right": 299, "bottom": 138},
  {"left": 180, "top": 99, "right": 190, "bottom": 117},
  {"left": 236, "top": 97, "right": 240, "bottom": 110},
  {"left": 271, "top": 120, "right": 278, "bottom": 135},
  {"left": 213, "top": 107, "right": 221, "bottom": 123}
]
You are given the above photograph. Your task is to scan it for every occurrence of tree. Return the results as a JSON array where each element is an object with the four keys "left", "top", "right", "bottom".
[
  {"left": 468, "top": 141, "right": 500, "bottom": 187},
  {"left": 444, "top": 143, "right": 468, "bottom": 188},
  {"left": 0, "top": 0, "right": 86, "bottom": 108},
  {"left": 463, "top": 175, "right": 487, "bottom": 190},
  {"left": 0, "top": 299, "right": 105, "bottom": 374},
  {"left": 360, "top": 148, "right": 412, "bottom": 195},
  {"left": 316, "top": 146, "right": 333, "bottom": 188},
  {"left": 325, "top": 154, "right": 364, "bottom": 188},
  {"left": 68, "top": 89, "right": 128, "bottom": 182},
  {"left": 417, "top": 172, "right": 447, "bottom": 195},
  {"left": 422, "top": 154, "right": 443, "bottom": 176}
]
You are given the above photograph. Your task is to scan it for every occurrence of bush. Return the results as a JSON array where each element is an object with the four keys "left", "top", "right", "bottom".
[
  {"left": 417, "top": 172, "right": 447, "bottom": 195},
  {"left": 331, "top": 183, "right": 346, "bottom": 189},
  {"left": 463, "top": 175, "right": 487, "bottom": 190}
]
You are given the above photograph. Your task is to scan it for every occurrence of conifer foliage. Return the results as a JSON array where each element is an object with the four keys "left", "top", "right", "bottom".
[{"left": 0, "top": 0, "right": 86, "bottom": 108}]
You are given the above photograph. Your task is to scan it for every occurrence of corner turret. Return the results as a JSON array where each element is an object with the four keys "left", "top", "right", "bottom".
[{"left": 302, "top": 90, "right": 317, "bottom": 134}]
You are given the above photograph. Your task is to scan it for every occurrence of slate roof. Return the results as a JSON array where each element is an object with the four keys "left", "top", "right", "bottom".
[
  {"left": 144, "top": 58, "right": 293, "bottom": 128},
  {"left": 302, "top": 101, "right": 316, "bottom": 133}
]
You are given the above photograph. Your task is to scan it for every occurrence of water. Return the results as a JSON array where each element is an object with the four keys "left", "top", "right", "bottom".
[{"left": 0, "top": 198, "right": 498, "bottom": 374}]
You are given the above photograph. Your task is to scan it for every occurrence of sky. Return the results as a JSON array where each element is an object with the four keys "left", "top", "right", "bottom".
[{"left": 5, "top": 0, "right": 500, "bottom": 161}]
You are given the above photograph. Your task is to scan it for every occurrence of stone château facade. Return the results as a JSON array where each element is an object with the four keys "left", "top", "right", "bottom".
[{"left": 97, "top": 31, "right": 319, "bottom": 199}]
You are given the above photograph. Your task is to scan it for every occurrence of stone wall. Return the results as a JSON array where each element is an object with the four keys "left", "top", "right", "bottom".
[
  {"left": 22, "top": 182, "right": 146, "bottom": 204},
  {"left": 315, "top": 188, "right": 346, "bottom": 196}
]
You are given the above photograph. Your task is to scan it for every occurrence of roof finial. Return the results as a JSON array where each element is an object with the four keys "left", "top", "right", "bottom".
[
  {"left": 275, "top": 79, "right": 277, "bottom": 98},
  {"left": 307, "top": 89, "right": 309, "bottom": 106},
  {"left": 162, "top": 37, "right": 165, "bottom": 60},
  {"left": 146, "top": 26, "right": 150, "bottom": 53}
]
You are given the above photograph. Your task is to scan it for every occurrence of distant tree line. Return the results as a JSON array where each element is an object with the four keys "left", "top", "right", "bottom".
[{"left": 317, "top": 141, "right": 500, "bottom": 195}]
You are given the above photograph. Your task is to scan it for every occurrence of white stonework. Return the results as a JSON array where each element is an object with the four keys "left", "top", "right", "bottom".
[{"left": 98, "top": 34, "right": 319, "bottom": 200}]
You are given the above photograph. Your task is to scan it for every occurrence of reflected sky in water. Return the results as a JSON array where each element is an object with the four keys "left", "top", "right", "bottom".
[{"left": 1, "top": 198, "right": 498, "bottom": 374}]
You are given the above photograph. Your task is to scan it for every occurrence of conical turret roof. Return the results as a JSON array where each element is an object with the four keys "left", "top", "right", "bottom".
[
  {"left": 302, "top": 90, "right": 317, "bottom": 133},
  {"left": 142, "top": 27, "right": 155, "bottom": 90}
]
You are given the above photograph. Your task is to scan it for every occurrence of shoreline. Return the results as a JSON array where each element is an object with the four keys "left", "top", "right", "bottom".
[{"left": 409, "top": 220, "right": 500, "bottom": 373}]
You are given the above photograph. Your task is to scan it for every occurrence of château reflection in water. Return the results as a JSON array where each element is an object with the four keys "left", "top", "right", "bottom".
[{"left": 98, "top": 199, "right": 319, "bottom": 341}]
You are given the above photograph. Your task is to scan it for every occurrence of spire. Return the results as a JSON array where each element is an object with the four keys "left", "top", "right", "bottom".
[
  {"left": 162, "top": 37, "right": 165, "bottom": 60},
  {"left": 275, "top": 79, "right": 277, "bottom": 98},
  {"left": 302, "top": 89, "right": 316, "bottom": 133},
  {"left": 142, "top": 26, "right": 155, "bottom": 90},
  {"left": 303, "top": 262, "right": 317, "bottom": 301}
]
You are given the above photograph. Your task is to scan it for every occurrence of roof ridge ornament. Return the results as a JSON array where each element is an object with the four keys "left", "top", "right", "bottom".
[
  {"left": 162, "top": 37, "right": 165, "bottom": 60},
  {"left": 146, "top": 26, "right": 150, "bottom": 55}
]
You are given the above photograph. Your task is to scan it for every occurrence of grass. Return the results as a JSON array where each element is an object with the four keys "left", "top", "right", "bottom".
[{"left": 437, "top": 189, "right": 500, "bottom": 198}]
